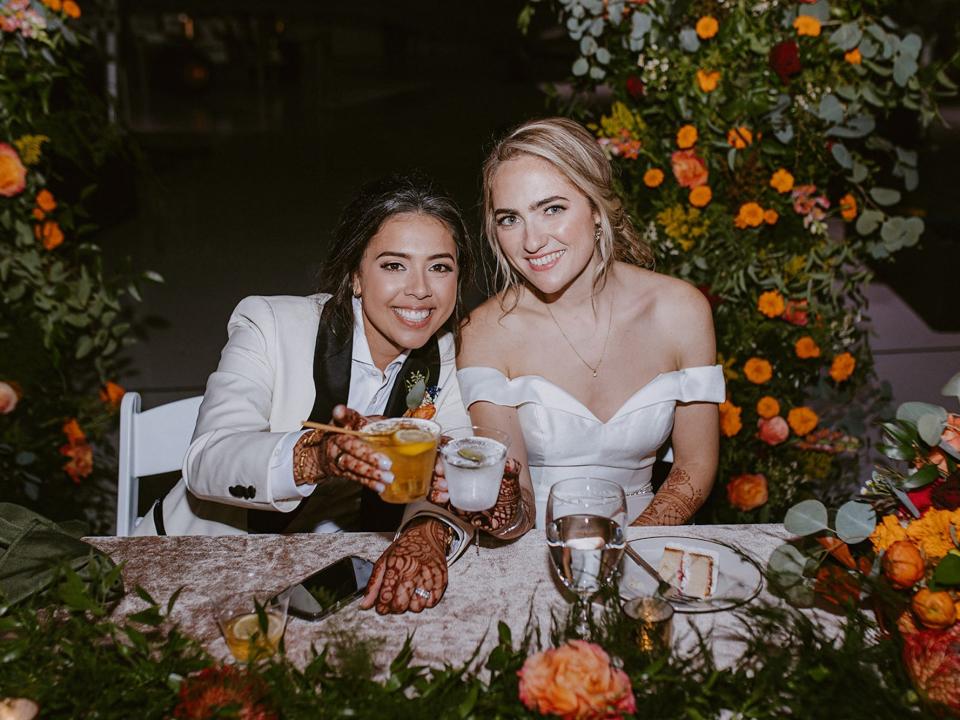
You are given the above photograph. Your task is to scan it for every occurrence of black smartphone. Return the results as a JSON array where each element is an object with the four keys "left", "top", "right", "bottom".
[{"left": 281, "top": 555, "right": 375, "bottom": 621}]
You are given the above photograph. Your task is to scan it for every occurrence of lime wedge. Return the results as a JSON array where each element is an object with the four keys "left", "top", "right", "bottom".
[{"left": 456, "top": 447, "right": 485, "bottom": 463}]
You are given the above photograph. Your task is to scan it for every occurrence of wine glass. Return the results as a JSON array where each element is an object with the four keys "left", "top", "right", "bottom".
[{"left": 545, "top": 477, "right": 627, "bottom": 634}]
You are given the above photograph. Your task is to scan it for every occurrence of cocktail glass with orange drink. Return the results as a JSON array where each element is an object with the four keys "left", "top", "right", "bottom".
[{"left": 361, "top": 417, "right": 440, "bottom": 503}]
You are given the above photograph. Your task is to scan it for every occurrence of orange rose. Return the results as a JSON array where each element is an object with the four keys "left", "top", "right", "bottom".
[
  {"left": 719, "top": 400, "right": 743, "bottom": 437},
  {"left": 405, "top": 403, "right": 436, "bottom": 420},
  {"left": 757, "top": 416, "right": 789, "bottom": 446},
  {"left": 61, "top": 441, "right": 93, "bottom": 484},
  {"left": 727, "top": 473, "right": 768, "bottom": 511},
  {"left": 769, "top": 168, "right": 794, "bottom": 193},
  {"left": 676, "top": 124, "right": 698, "bottom": 149},
  {"left": 0, "top": 381, "right": 19, "bottom": 414},
  {"left": 727, "top": 126, "right": 752, "bottom": 149},
  {"left": 756, "top": 396, "right": 780, "bottom": 419},
  {"left": 695, "top": 16, "right": 718, "bottom": 40},
  {"left": 43, "top": 0, "right": 63, "bottom": 11},
  {"left": 32, "top": 207, "right": 45, "bottom": 221},
  {"left": 518, "top": 640, "right": 636, "bottom": 719},
  {"left": 36, "top": 188, "right": 56, "bottom": 212},
  {"left": 912, "top": 588, "right": 957, "bottom": 630},
  {"left": 794, "top": 336, "right": 821, "bottom": 359},
  {"left": 696, "top": 69, "right": 720, "bottom": 92},
  {"left": 63, "top": 0, "right": 81, "bottom": 18},
  {"left": 689, "top": 185, "right": 712, "bottom": 207},
  {"left": 643, "top": 168, "right": 664, "bottom": 188},
  {"left": 734, "top": 202, "right": 764, "bottom": 229},
  {"left": 0, "top": 142, "right": 27, "bottom": 197},
  {"left": 99, "top": 381, "right": 126, "bottom": 409},
  {"left": 763, "top": 208, "right": 779, "bottom": 224},
  {"left": 787, "top": 406, "right": 818, "bottom": 436},
  {"left": 670, "top": 149, "right": 708, "bottom": 189},
  {"left": 744, "top": 357, "right": 772, "bottom": 384},
  {"left": 829, "top": 352, "right": 856, "bottom": 382},
  {"left": 882, "top": 540, "right": 925, "bottom": 590},
  {"left": 794, "top": 15, "right": 821, "bottom": 37},
  {"left": 35, "top": 220, "right": 64, "bottom": 250},
  {"left": 845, "top": 48, "right": 862, "bottom": 64},
  {"left": 757, "top": 290, "right": 785, "bottom": 318},
  {"left": 839, "top": 193, "right": 857, "bottom": 221}
]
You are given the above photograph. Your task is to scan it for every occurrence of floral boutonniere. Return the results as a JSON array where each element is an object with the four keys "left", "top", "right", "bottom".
[{"left": 403, "top": 370, "right": 440, "bottom": 420}]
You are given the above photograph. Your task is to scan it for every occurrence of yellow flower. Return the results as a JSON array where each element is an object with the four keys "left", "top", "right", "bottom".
[
  {"left": 757, "top": 290, "right": 785, "bottom": 318},
  {"left": 830, "top": 352, "right": 856, "bottom": 382},
  {"left": 689, "top": 185, "right": 712, "bottom": 207},
  {"left": 763, "top": 209, "right": 779, "bottom": 225},
  {"left": 727, "top": 126, "right": 753, "bottom": 149},
  {"left": 770, "top": 168, "right": 794, "bottom": 193},
  {"left": 13, "top": 135, "right": 50, "bottom": 166},
  {"left": 844, "top": 48, "right": 862, "bottom": 65},
  {"left": 795, "top": 336, "right": 821, "bottom": 359},
  {"left": 906, "top": 509, "right": 960, "bottom": 562},
  {"left": 787, "top": 406, "right": 818, "bottom": 436},
  {"left": 744, "top": 358, "right": 773, "bottom": 384},
  {"left": 643, "top": 168, "right": 664, "bottom": 188},
  {"left": 719, "top": 400, "right": 743, "bottom": 437},
  {"left": 870, "top": 515, "right": 909, "bottom": 554},
  {"left": 757, "top": 396, "right": 780, "bottom": 419},
  {"left": 734, "top": 202, "right": 765, "bottom": 229},
  {"left": 840, "top": 193, "right": 858, "bottom": 221},
  {"left": 696, "top": 16, "right": 719, "bottom": 40},
  {"left": 676, "top": 124, "right": 698, "bottom": 149},
  {"left": 718, "top": 353, "right": 739, "bottom": 381},
  {"left": 794, "top": 15, "right": 821, "bottom": 37},
  {"left": 696, "top": 69, "right": 721, "bottom": 93},
  {"left": 656, "top": 204, "right": 710, "bottom": 250}
]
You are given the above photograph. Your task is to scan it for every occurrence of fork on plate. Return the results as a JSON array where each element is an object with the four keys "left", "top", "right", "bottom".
[{"left": 624, "top": 544, "right": 698, "bottom": 604}]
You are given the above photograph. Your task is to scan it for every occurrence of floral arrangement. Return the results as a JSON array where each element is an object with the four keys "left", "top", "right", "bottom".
[
  {"left": 1, "top": 1, "right": 158, "bottom": 529},
  {"left": 530, "top": 0, "right": 955, "bottom": 520}
]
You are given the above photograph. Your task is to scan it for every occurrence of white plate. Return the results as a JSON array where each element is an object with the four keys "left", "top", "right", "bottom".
[{"left": 620, "top": 535, "right": 763, "bottom": 614}]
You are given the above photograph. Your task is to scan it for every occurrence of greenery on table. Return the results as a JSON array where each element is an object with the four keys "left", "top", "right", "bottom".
[
  {"left": 0, "top": 1, "right": 159, "bottom": 530},
  {"left": 525, "top": 0, "right": 956, "bottom": 522}
]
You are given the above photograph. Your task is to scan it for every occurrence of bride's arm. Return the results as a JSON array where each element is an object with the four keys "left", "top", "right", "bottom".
[{"left": 633, "top": 286, "right": 719, "bottom": 526}]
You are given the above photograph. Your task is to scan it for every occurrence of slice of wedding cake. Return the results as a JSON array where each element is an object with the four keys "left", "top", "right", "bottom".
[{"left": 658, "top": 543, "right": 720, "bottom": 598}]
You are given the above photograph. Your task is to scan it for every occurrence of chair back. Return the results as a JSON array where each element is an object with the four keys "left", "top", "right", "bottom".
[{"left": 117, "top": 391, "right": 203, "bottom": 535}]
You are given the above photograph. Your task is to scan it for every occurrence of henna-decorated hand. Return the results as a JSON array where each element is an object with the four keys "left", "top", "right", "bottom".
[
  {"left": 292, "top": 404, "right": 393, "bottom": 493},
  {"left": 361, "top": 518, "right": 450, "bottom": 614},
  {"left": 430, "top": 458, "right": 530, "bottom": 536}
]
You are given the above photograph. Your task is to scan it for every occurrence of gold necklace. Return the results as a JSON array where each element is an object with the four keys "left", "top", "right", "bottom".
[{"left": 545, "top": 299, "right": 614, "bottom": 378}]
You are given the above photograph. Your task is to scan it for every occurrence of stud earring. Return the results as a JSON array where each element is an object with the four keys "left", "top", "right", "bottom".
[{"left": 594, "top": 224, "right": 602, "bottom": 243}]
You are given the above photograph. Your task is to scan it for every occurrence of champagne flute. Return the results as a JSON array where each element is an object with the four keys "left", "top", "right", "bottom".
[{"left": 545, "top": 477, "right": 627, "bottom": 635}]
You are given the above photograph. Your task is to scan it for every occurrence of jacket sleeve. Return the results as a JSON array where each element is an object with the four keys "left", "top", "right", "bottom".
[{"left": 182, "top": 296, "right": 301, "bottom": 512}]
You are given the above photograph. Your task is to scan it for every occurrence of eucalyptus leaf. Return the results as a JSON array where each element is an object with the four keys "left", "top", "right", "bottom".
[
  {"left": 595, "top": 47, "right": 611, "bottom": 64},
  {"left": 829, "top": 23, "right": 863, "bottom": 51},
  {"left": 831, "top": 143, "right": 852, "bottom": 169},
  {"left": 631, "top": 10, "right": 652, "bottom": 38},
  {"left": 679, "top": 28, "right": 700, "bottom": 53},
  {"left": 768, "top": 543, "right": 808, "bottom": 580},
  {"left": 580, "top": 35, "right": 598, "bottom": 56},
  {"left": 899, "top": 33, "right": 922, "bottom": 60},
  {"left": 572, "top": 57, "right": 589, "bottom": 76},
  {"left": 818, "top": 94, "right": 844, "bottom": 124},
  {"left": 774, "top": 122, "right": 794, "bottom": 144},
  {"left": 917, "top": 413, "right": 947, "bottom": 446},
  {"left": 941, "top": 372, "right": 960, "bottom": 399},
  {"left": 893, "top": 56, "right": 918, "bottom": 87},
  {"left": 784, "top": 500, "right": 828, "bottom": 537},
  {"left": 588, "top": 65, "right": 606, "bottom": 80},
  {"left": 851, "top": 162, "right": 868, "bottom": 183},
  {"left": 869, "top": 187, "right": 901, "bottom": 206},
  {"left": 835, "top": 501, "right": 876, "bottom": 544},
  {"left": 896, "top": 401, "right": 947, "bottom": 425},
  {"left": 855, "top": 209, "right": 883, "bottom": 235}
]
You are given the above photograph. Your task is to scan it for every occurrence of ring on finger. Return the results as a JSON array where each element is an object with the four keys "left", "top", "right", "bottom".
[
  {"left": 335, "top": 452, "right": 347, "bottom": 470},
  {"left": 413, "top": 587, "right": 431, "bottom": 600}
]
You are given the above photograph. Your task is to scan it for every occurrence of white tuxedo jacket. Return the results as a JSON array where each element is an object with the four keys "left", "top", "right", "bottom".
[{"left": 134, "top": 294, "right": 470, "bottom": 540}]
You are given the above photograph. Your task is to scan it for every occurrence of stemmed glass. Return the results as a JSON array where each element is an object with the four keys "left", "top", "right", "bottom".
[{"left": 545, "top": 477, "right": 627, "bottom": 634}]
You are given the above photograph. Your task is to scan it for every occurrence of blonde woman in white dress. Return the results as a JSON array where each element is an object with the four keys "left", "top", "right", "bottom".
[{"left": 454, "top": 117, "right": 725, "bottom": 528}]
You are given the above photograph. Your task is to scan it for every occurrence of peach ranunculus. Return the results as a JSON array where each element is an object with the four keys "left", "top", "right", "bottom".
[
  {"left": 695, "top": 16, "right": 718, "bottom": 40},
  {"left": 0, "top": 142, "right": 27, "bottom": 197},
  {"left": 763, "top": 208, "right": 779, "bottom": 224},
  {"left": 783, "top": 299, "right": 809, "bottom": 326},
  {"left": 770, "top": 168, "right": 794, "bottom": 193},
  {"left": 99, "top": 381, "right": 126, "bottom": 408},
  {"left": 35, "top": 219, "right": 64, "bottom": 250},
  {"left": 929, "top": 414, "right": 960, "bottom": 473},
  {"left": 794, "top": 336, "right": 821, "bottom": 359},
  {"left": 676, "top": 124, "right": 698, "bottom": 149},
  {"left": 727, "top": 473, "right": 768, "bottom": 511},
  {"left": 696, "top": 69, "right": 720, "bottom": 92},
  {"left": 518, "top": 640, "right": 636, "bottom": 720},
  {"left": 793, "top": 15, "right": 821, "bottom": 37},
  {"left": 787, "top": 406, "right": 819, "bottom": 436},
  {"left": 670, "top": 149, "right": 708, "bottom": 188},
  {"left": 758, "top": 415, "right": 789, "bottom": 446},
  {"left": 734, "top": 202, "right": 764, "bottom": 229},
  {"left": 643, "top": 168, "right": 664, "bottom": 188},
  {"left": 839, "top": 193, "right": 858, "bottom": 221},
  {"left": 0, "top": 381, "right": 19, "bottom": 414},
  {"left": 689, "top": 185, "right": 711, "bottom": 207},
  {"left": 743, "top": 357, "right": 773, "bottom": 384},
  {"left": 61, "top": 440, "right": 93, "bottom": 484},
  {"left": 756, "top": 396, "right": 780, "bottom": 419},
  {"left": 36, "top": 188, "right": 56, "bottom": 212},
  {"left": 844, "top": 48, "right": 862, "bottom": 65},
  {"left": 726, "top": 126, "right": 753, "bottom": 149},
  {"left": 719, "top": 400, "right": 743, "bottom": 437},
  {"left": 757, "top": 290, "right": 785, "bottom": 318},
  {"left": 829, "top": 352, "right": 856, "bottom": 382}
]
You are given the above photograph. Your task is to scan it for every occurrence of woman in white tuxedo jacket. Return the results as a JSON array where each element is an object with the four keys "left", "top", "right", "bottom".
[{"left": 136, "top": 173, "right": 527, "bottom": 614}]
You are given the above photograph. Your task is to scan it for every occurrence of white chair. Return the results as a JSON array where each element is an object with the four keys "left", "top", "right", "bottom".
[{"left": 117, "top": 391, "right": 203, "bottom": 536}]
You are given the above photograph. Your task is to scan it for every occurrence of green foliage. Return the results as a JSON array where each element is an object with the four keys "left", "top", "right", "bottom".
[{"left": 539, "top": 0, "right": 955, "bottom": 520}]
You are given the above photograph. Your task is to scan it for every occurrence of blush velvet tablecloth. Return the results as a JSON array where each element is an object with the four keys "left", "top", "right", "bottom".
[{"left": 86, "top": 524, "right": 793, "bottom": 670}]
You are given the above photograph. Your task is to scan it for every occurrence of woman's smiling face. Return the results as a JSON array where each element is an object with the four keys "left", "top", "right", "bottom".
[
  {"left": 491, "top": 154, "right": 599, "bottom": 299},
  {"left": 353, "top": 212, "right": 458, "bottom": 370}
]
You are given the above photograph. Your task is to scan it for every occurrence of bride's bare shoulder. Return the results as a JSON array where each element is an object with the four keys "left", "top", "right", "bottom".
[
  {"left": 459, "top": 291, "right": 529, "bottom": 366},
  {"left": 616, "top": 264, "right": 710, "bottom": 314}
]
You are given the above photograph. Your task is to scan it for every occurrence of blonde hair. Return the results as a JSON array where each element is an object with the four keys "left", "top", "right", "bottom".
[{"left": 481, "top": 117, "right": 653, "bottom": 303}]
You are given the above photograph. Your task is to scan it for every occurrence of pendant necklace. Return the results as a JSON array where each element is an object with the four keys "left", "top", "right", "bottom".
[{"left": 546, "top": 297, "right": 614, "bottom": 379}]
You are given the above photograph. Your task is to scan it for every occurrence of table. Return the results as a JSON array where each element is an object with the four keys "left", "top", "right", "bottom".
[{"left": 86, "top": 524, "right": 793, "bottom": 669}]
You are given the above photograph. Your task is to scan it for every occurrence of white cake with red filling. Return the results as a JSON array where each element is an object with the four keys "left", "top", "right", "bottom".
[{"left": 658, "top": 543, "right": 720, "bottom": 598}]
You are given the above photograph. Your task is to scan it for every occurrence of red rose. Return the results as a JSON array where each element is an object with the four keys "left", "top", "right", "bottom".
[
  {"left": 757, "top": 416, "right": 789, "bottom": 446},
  {"left": 906, "top": 482, "right": 936, "bottom": 515},
  {"left": 670, "top": 149, "right": 708, "bottom": 188},
  {"left": 783, "top": 299, "right": 809, "bottom": 326},
  {"left": 625, "top": 75, "right": 645, "bottom": 99},
  {"left": 932, "top": 475, "right": 960, "bottom": 511},
  {"left": 769, "top": 40, "right": 801, "bottom": 84}
]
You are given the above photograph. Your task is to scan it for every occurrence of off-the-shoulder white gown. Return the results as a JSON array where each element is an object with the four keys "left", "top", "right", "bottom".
[{"left": 457, "top": 365, "right": 725, "bottom": 526}]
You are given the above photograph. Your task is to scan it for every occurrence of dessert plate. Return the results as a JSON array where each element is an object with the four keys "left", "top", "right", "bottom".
[{"left": 620, "top": 535, "right": 763, "bottom": 614}]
